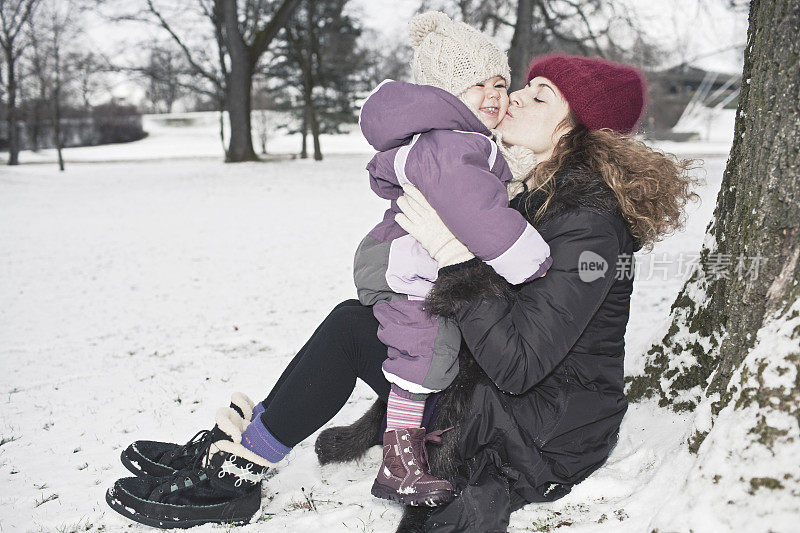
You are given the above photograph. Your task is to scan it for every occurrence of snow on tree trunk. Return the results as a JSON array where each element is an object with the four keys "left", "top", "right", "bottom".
[{"left": 625, "top": 0, "right": 800, "bottom": 518}]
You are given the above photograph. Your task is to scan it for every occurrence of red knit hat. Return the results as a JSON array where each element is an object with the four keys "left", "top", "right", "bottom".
[{"left": 526, "top": 53, "right": 647, "bottom": 134}]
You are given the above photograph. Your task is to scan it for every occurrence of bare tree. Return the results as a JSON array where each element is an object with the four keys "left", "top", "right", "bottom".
[
  {"left": 24, "top": 8, "right": 48, "bottom": 151},
  {"left": 72, "top": 51, "right": 106, "bottom": 113},
  {"left": 1, "top": 0, "right": 40, "bottom": 165},
  {"left": 48, "top": 0, "right": 71, "bottom": 170},
  {"left": 23, "top": 0, "right": 92, "bottom": 170},
  {"left": 143, "top": 43, "right": 186, "bottom": 113},
  {"left": 251, "top": 108, "right": 278, "bottom": 154},
  {"left": 118, "top": 0, "right": 301, "bottom": 162}
]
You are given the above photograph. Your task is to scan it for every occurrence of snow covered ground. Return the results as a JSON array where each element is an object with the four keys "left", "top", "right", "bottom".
[{"left": 1, "top": 116, "right": 751, "bottom": 532}]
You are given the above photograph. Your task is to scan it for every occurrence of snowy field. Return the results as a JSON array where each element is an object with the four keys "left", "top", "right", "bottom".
[{"left": 1, "top": 117, "right": 741, "bottom": 532}]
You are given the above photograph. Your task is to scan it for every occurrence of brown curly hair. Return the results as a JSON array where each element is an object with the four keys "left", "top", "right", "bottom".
[{"left": 525, "top": 114, "right": 702, "bottom": 250}]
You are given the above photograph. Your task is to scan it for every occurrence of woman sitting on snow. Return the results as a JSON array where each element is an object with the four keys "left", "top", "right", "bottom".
[{"left": 105, "top": 18, "right": 697, "bottom": 533}]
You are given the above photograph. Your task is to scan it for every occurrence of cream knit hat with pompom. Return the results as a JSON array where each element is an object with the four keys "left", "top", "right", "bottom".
[{"left": 409, "top": 11, "right": 511, "bottom": 98}]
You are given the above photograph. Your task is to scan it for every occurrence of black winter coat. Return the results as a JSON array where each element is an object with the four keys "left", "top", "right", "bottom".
[{"left": 315, "top": 166, "right": 640, "bottom": 532}]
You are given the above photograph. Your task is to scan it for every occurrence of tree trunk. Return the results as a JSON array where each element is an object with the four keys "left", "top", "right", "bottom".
[
  {"left": 305, "top": 2, "right": 321, "bottom": 161},
  {"left": 300, "top": 111, "right": 308, "bottom": 159},
  {"left": 225, "top": 68, "right": 257, "bottom": 162},
  {"left": 307, "top": 91, "right": 322, "bottom": 161},
  {"left": 31, "top": 73, "right": 47, "bottom": 152},
  {"left": 53, "top": 20, "right": 65, "bottom": 172},
  {"left": 625, "top": 0, "right": 800, "bottom": 514},
  {"left": 310, "top": 113, "right": 322, "bottom": 160},
  {"left": 31, "top": 98, "right": 42, "bottom": 152},
  {"left": 508, "top": 0, "right": 535, "bottom": 91},
  {"left": 221, "top": 0, "right": 257, "bottom": 162},
  {"left": 217, "top": 96, "right": 227, "bottom": 158},
  {"left": 4, "top": 47, "right": 19, "bottom": 165},
  {"left": 54, "top": 95, "right": 64, "bottom": 171}
]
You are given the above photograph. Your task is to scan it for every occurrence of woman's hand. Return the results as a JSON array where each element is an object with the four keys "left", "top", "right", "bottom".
[{"left": 395, "top": 184, "right": 475, "bottom": 268}]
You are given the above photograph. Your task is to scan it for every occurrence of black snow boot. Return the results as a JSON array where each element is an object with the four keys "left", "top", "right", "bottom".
[
  {"left": 106, "top": 407, "right": 272, "bottom": 529},
  {"left": 120, "top": 392, "right": 255, "bottom": 478}
]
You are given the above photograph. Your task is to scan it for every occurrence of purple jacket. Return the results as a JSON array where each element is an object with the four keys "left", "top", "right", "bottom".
[{"left": 357, "top": 80, "right": 551, "bottom": 287}]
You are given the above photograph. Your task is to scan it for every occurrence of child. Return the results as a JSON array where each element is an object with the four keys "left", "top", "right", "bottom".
[{"left": 355, "top": 11, "right": 552, "bottom": 506}]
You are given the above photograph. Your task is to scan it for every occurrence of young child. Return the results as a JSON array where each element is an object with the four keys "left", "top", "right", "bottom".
[{"left": 355, "top": 11, "right": 552, "bottom": 506}]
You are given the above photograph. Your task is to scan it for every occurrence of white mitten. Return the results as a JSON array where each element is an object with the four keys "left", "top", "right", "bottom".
[{"left": 395, "top": 184, "right": 475, "bottom": 268}]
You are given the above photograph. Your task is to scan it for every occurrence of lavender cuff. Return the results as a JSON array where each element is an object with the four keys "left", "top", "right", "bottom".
[
  {"left": 486, "top": 224, "right": 551, "bottom": 284},
  {"left": 251, "top": 402, "right": 265, "bottom": 422},
  {"left": 241, "top": 417, "right": 292, "bottom": 463},
  {"left": 391, "top": 383, "right": 430, "bottom": 401}
]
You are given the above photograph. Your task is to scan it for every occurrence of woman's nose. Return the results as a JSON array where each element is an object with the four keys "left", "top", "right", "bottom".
[{"left": 509, "top": 89, "right": 525, "bottom": 107}]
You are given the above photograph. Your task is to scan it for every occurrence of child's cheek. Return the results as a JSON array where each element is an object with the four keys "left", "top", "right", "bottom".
[{"left": 496, "top": 106, "right": 509, "bottom": 123}]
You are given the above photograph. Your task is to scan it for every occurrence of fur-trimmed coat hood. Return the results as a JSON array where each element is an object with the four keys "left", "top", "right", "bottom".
[{"left": 317, "top": 167, "right": 638, "bottom": 532}]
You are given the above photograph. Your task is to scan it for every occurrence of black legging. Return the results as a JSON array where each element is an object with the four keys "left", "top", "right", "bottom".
[{"left": 259, "top": 299, "right": 391, "bottom": 447}]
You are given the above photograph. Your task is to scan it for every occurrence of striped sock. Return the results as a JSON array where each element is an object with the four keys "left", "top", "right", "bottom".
[{"left": 386, "top": 385, "right": 427, "bottom": 430}]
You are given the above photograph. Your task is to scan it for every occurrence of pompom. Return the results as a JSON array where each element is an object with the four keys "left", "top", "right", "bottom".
[{"left": 408, "top": 11, "right": 450, "bottom": 47}]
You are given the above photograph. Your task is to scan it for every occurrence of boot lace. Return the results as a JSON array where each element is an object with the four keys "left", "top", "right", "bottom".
[
  {"left": 413, "top": 427, "right": 454, "bottom": 473},
  {"left": 158, "top": 429, "right": 213, "bottom": 465},
  {"left": 150, "top": 437, "right": 217, "bottom": 499}
]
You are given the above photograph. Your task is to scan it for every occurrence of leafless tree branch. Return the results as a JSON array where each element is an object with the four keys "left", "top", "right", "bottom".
[{"left": 144, "top": 0, "right": 221, "bottom": 89}]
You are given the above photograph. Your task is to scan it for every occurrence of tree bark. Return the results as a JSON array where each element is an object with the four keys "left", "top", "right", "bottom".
[
  {"left": 4, "top": 47, "right": 19, "bottom": 165},
  {"left": 2, "top": 0, "right": 40, "bottom": 165},
  {"left": 304, "top": 89, "right": 321, "bottom": 161},
  {"left": 626, "top": 0, "right": 800, "bottom": 456},
  {"left": 300, "top": 112, "right": 308, "bottom": 159},
  {"left": 30, "top": 39, "right": 47, "bottom": 152},
  {"left": 225, "top": 64, "right": 257, "bottom": 162},
  {"left": 217, "top": 96, "right": 227, "bottom": 158},
  {"left": 53, "top": 19, "right": 64, "bottom": 172},
  {"left": 508, "top": 0, "right": 534, "bottom": 91},
  {"left": 305, "top": 1, "right": 321, "bottom": 161},
  {"left": 221, "top": 0, "right": 257, "bottom": 162},
  {"left": 198, "top": 0, "right": 300, "bottom": 162}
]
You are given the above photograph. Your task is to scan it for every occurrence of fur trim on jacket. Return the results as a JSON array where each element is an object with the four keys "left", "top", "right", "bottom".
[
  {"left": 314, "top": 166, "right": 628, "bottom": 532},
  {"left": 424, "top": 165, "right": 628, "bottom": 318}
]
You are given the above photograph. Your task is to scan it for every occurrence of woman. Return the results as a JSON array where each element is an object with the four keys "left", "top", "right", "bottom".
[
  {"left": 324, "top": 53, "right": 696, "bottom": 532},
  {"left": 106, "top": 53, "right": 697, "bottom": 532}
]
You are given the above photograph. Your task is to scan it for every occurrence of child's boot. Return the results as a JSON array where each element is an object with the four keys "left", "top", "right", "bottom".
[{"left": 370, "top": 427, "right": 454, "bottom": 506}]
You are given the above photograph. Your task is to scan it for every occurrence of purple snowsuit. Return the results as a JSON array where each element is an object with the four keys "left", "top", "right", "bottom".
[{"left": 355, "top": 80, "right": 552, "bottom": 395}]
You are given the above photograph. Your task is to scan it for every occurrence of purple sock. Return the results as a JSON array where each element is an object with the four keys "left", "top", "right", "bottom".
[
  {"left": 241, "top": 416, "right": 292, "bottom": 464},
  {"left": 251, "top": 402, "right": 265, "bottom": 421}
]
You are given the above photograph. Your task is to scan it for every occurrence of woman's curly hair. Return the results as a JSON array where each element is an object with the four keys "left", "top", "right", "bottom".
[{"left": 526, "top": 114, "right": 702, "bottom": 250}]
